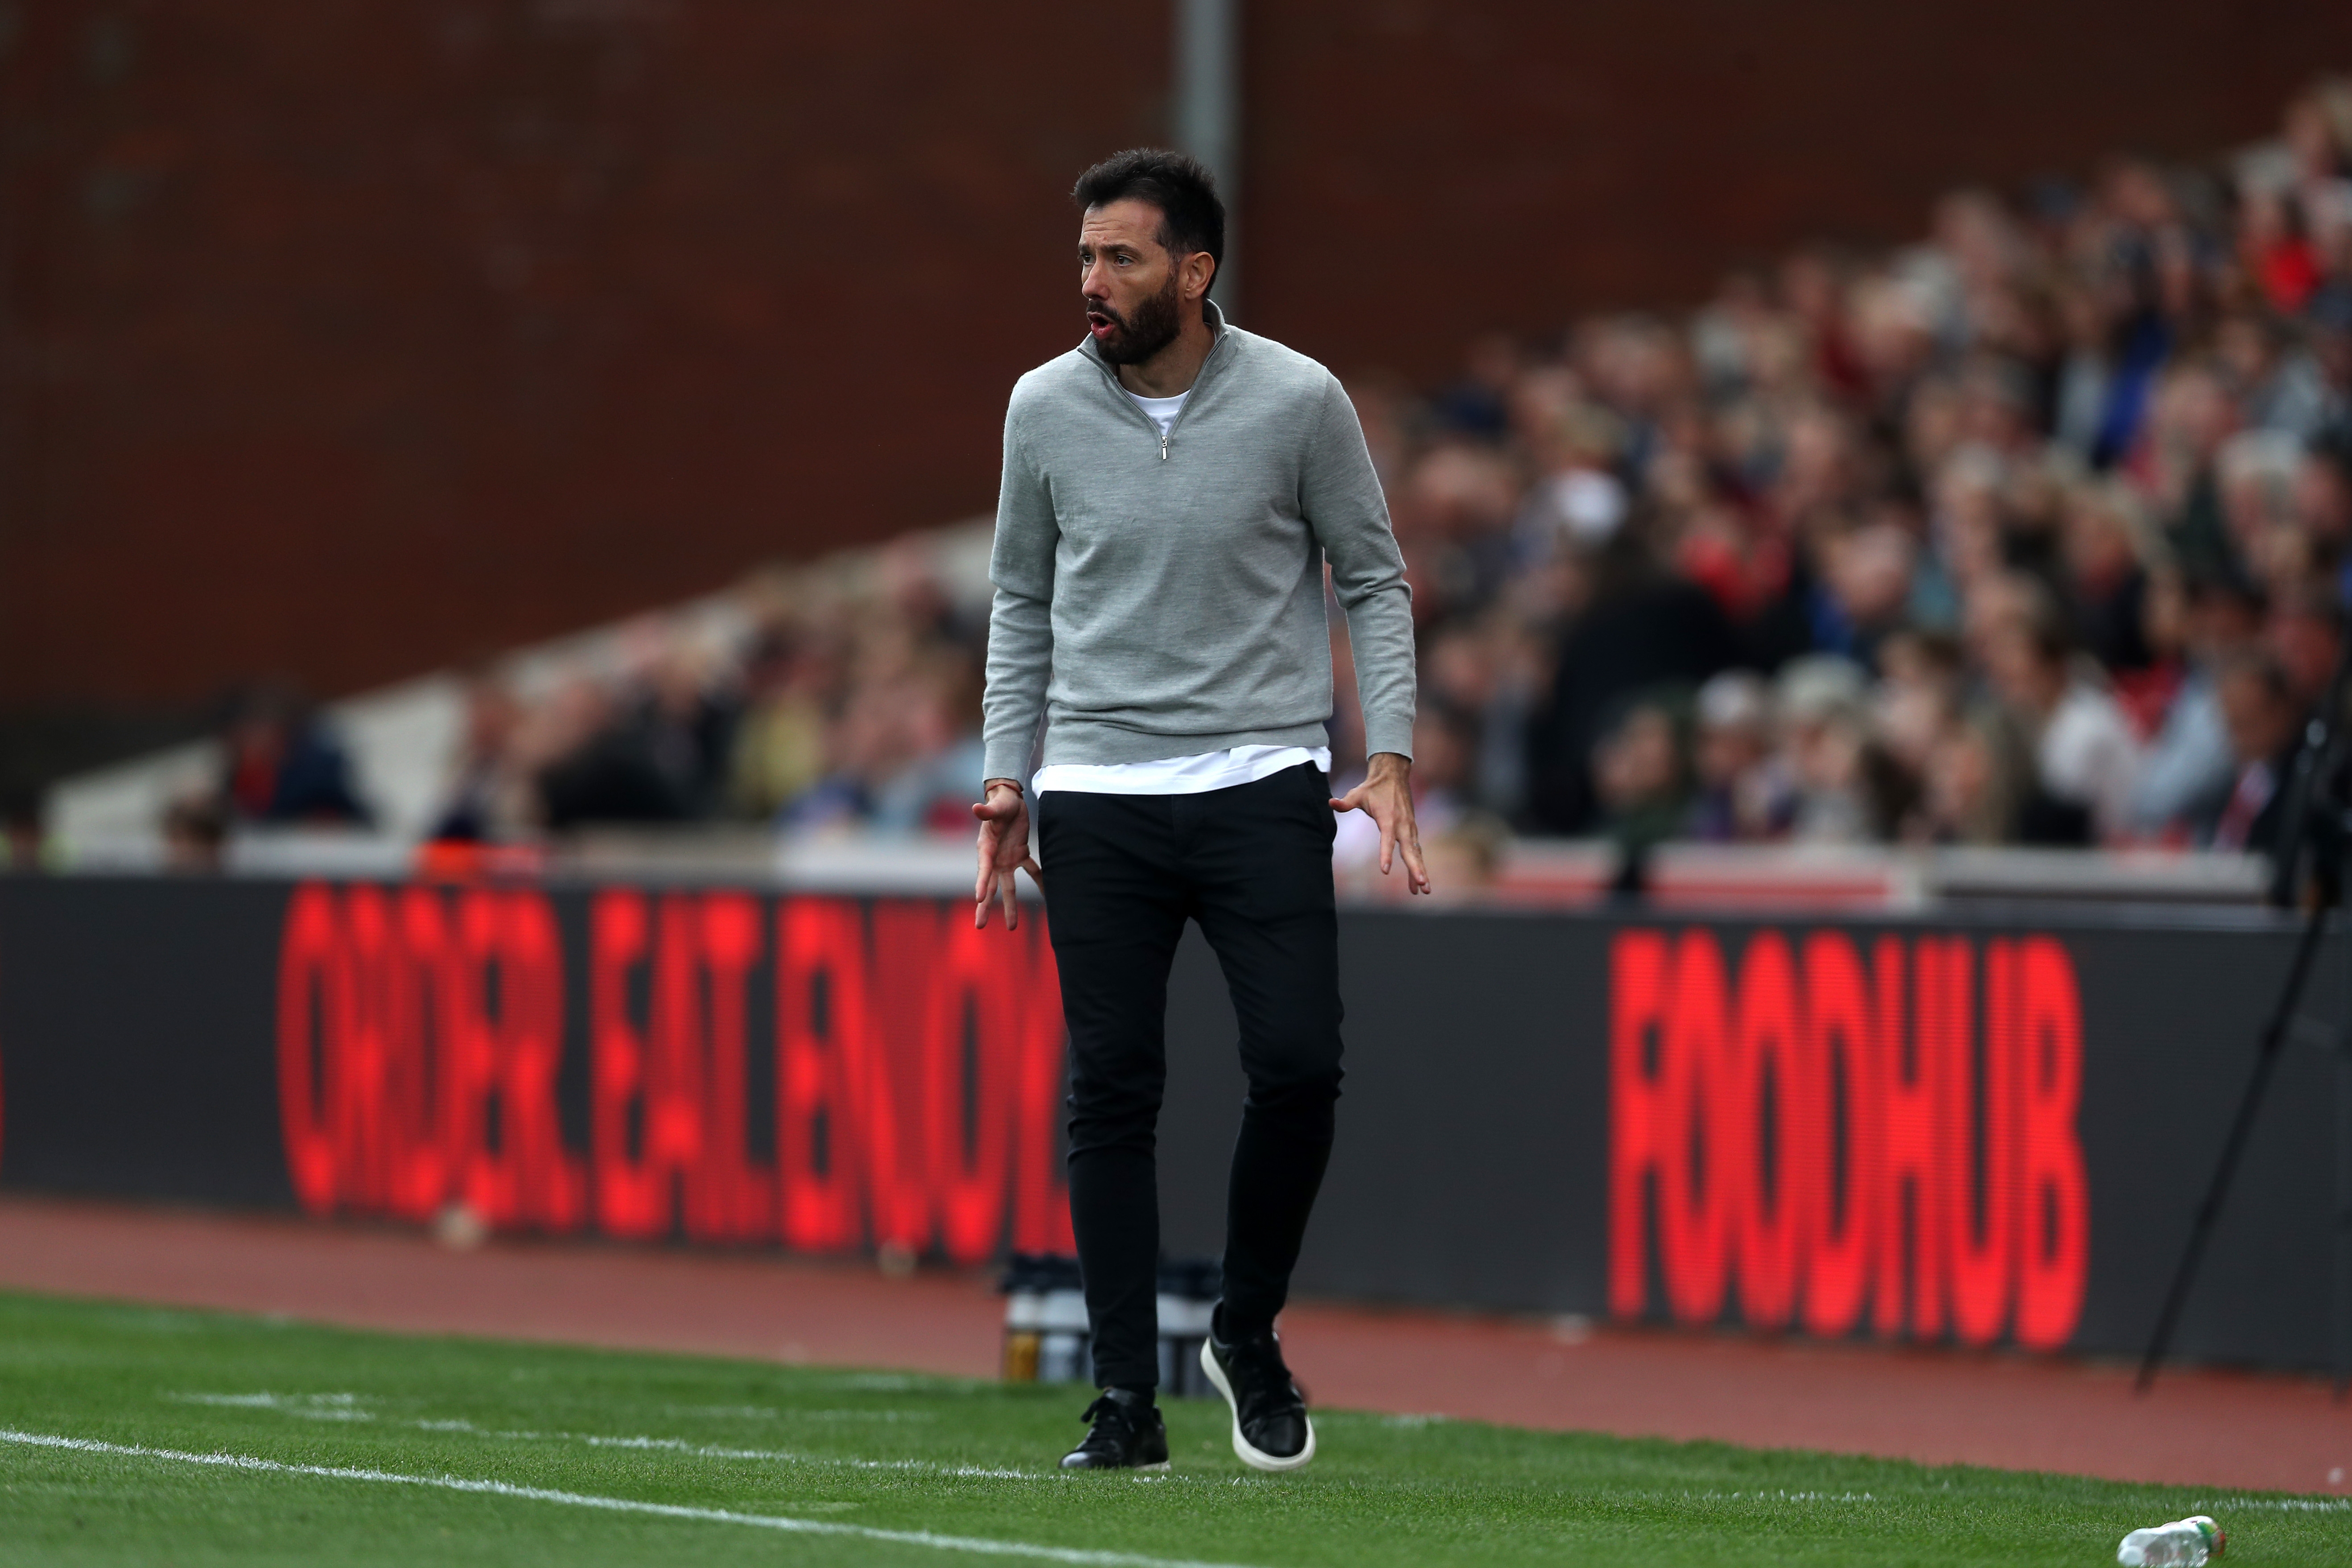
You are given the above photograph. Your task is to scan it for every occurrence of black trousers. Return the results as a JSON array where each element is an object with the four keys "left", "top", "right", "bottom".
[{"left": 1036, "top": 763, "right": 1345, "bottom": 1392}]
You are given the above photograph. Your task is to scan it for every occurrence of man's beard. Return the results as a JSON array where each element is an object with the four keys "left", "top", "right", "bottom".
[{"left": 1091, "top": 272, "right": 1183, "bottom": 365}]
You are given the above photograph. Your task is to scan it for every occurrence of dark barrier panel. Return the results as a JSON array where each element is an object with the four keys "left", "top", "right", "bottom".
[
  {"left": 0, "top": 876, "right": 2335, "bottom": 1370},
  {"left": 1189, "top": 915, "right": 2335, "bottom": 1373}
]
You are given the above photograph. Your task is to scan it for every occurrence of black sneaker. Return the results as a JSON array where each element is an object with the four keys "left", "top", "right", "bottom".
[
  {"left": 1200, "top": 1305, "right": 1316, "bottom": 1472},
  {"left": 1059, "top": 1388, "right": 1170, "bottom": 1471}
]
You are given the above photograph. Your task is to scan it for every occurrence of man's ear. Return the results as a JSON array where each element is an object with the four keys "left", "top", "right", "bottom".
[{"left": 1185, "top": 248, "right": 1217, "bottom": 305}]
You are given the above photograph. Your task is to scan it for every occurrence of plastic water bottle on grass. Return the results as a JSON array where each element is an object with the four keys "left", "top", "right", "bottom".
[{"left": 2117, "top": 1515, "right": 2224, "bottom": 1566}]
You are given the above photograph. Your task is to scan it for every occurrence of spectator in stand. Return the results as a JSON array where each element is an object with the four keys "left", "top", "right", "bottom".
[
  {"left": 2267, "top": 584, "right": 2346, "bottom": 716},
  {"left": 219, "top": 687, "right": 370, "bottom": 826},
  {"left": 1871, "top": 627, "right": 1966, "bottom": 836},
  {"left": 429, "top": 675, "right": 528, "bottom": 842},
  {"left": 162, "top": 794, "right": 228, "bottom": 871},
  {"left": 2050, "top": 272, "right": 2120, "bottom": 463},
  {"left": 2239, "top": 187, "right": 2323, "bottom": 316},
  {"left": 2307, "top": 290, "right": 2352, "bottom": 422},
  {"left": 2215, "top": 309, "right": 2333, "bottom": 440},
  {"left": 727, "top": 628, "right": 833, "bottom": 820},
  {"left": 1433, "top": 332, "right": 1522, "bottom": 441},
  {"left": 1400, "top": 440, "right": 1522, "bottom": 618},
  {"left": 1421, "top": 615, "right": 1544, "bottom": 822},
  {"left": 1525, "top": 528, "right": 1736, "bottom": 833},
  {"left": 1813, "top": 519, "right": 1917, "bottom": 668},
  {"left": 2060, "top": 480, "right": 2154, "bottom": 673},
  {"left": 535, "top": 680, "right": 686, "bottom": 830},
  {"left": 1982, "top": 587, "right": 2142, "bottom": 843},
  {"left": 865, "top": 652, "right": 986, "bottom": 834},
  {"left": 2218, "top": 431, "right": 2310, "bottom": 600},
  {"left": 2137, "top": 361, "right": 2241, "bottom": 582},
  {"left": 1917, "top": 708, "right": 2030, "bottom": 845},
  {"left": 1590, "top": 692, "right": 1691, "bottom": 861},
  {"left": 1685, "top": 671, "right": 1790, "bottom": 842},
  {"left": 2284, "top": 83, "right": 2352, "bottom": 193},
  {"left": 2210, "top": 652, "right": 2306, "bottom": 855},
  {"left": 629, "top": 642, "right": 740, "bottom": 823},
  {"left": 2126, "top": 570, "right": 2265, "bottom": 842},
  {"left": 1775, "top": 656, "right": 1876, "bottom": 843},
  {"left": 2299, "top": 430, "right": 2352, "bottom": 597}
]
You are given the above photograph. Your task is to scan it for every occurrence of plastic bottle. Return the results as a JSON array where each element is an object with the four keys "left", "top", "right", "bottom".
[
  {"left": 996, "top": 1254, "right": 1091, "bottom": 1384},
  {"left": 2117, "top": 1515, "right": 2224, "bottom": 1566}
]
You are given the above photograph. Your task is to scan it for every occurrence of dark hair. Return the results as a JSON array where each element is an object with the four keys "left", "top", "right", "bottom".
[
  {"left": 2218, "top": 649, "right": 2295, "bottom": 710},
  {"left": 2312, "top": 423, "right": 2352, "bottom": 488},
  {"left": 2003, "top": 576, "right": 2072, "bottom": 667},
  {"left": 1072, "top": 148, "right": 1224, "bottom": 287},
  {"left": 2273, "top": 580, "right": 2348, "bottom": 631}
]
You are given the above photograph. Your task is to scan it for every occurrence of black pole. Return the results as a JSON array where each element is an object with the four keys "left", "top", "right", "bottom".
[
  {"left": 2136, "top": 896, "right": 2332, "bottom": 1392},
  {"left": 2336, "top": 1019, "right": 2352, "bottom": 1399},
  {"left": 2138, "top": 621, "right": 2352, "bottom": 1395}
]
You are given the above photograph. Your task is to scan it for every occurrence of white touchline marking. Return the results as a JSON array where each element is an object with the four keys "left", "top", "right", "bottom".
[
  {"left": 0, "top": 1431, "right": 1260, "bottom": 1568},
  {"left": 171, "top": 1393, "right": 374, "bottom": 1422},
  {"left": 168, "top": 1395, "right": 1033, "bottom": 1481},
  {"left": 662, "top": 1403, "right": 940, "bottom": 1423},
  {"left": 1672, "top": 1490, "right": 1879, "bottom": 1504},
  {"left": 2200, "top": 1495, "right": 2352, "bottom": 1513},
  {"left": 557, "top": 1429, "right": 1038, "bottom": 1480},
  {"left": 393, "top": 1416, "right": 1040, "bottom": 1481}
]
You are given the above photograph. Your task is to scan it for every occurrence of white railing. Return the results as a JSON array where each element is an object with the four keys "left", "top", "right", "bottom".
[{"left": 29, "top": 825, "right": 2277, "bottom": 914}]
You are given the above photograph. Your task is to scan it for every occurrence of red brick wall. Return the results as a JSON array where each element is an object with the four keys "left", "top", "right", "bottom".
[
  {"left": 2, "top": 0, "right": 2347, "bottom": 710},
  {"left": 0, "top": 1, "right": 1167, "bottom": 710}
]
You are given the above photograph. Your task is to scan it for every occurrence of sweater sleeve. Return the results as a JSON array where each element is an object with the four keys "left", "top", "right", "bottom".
[
  {"left": 982, "top": 394, "right": 1059, "bottom": 785},
  {"left": 1301, "top": 374, "right": 1417, "bottom": 760}
]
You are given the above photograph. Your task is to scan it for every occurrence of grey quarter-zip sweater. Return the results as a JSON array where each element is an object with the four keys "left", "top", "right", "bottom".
[{"left": 981, "top": 300, "right": 1417, "bottom": 785}]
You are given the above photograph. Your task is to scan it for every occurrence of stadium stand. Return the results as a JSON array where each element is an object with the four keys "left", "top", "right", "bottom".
[{"left": 42, "top": 78, "right": 2352, "bottom": 900}]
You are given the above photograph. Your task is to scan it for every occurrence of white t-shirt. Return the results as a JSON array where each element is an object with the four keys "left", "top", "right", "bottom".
[
  {"left": 1034, "top": 744, "right": 1331, "bottom": 798},
  {"left": 2037, "top": 679, "right": 2144, "bottom": 842},
  {"left": 1030, "top": 388, "right": 1328, "bottom": 798},
  {"left": 1125, "top": 387, "right": 1188, "bottom": 436}
]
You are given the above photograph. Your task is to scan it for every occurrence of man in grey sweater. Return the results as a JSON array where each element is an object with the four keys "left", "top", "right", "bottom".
[{"left": 972, "top": 149, "right": 1424, "bottom": 1474}]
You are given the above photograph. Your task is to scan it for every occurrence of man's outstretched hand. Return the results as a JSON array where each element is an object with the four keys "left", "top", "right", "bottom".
[
  {"left": 972, "top": 779, "right": 1043, "bottom": 929},
  {"left": 1331, "top": 750, "right": 1431, "bottom": 895}
]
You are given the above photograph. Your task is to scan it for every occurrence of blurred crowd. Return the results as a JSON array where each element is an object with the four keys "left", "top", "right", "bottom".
[
  {"left": 167, "top": 535, "right": 995, "bottom": 859},
  {"left": 1353, "top": 78, "right": 2352, "bottom": 860},
  {"left": 182, "top": 81, "right": 2352, "bottom": 862},
  {"left": 425, "top": 539, "right": 994, "bottom": 845}
]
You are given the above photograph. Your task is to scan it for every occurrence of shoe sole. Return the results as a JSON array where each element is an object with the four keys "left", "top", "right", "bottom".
[
  {"left": 1199, "top": 1339, "right": 1316, "bottom": 1473},
  {"left": 1059, "top": 1459, "right": 1171, "bottom": 1473}
]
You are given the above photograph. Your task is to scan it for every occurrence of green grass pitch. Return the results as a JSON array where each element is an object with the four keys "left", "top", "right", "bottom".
[{"left": 0, "top": 1290, "right": 2338, "bottom": 1566}]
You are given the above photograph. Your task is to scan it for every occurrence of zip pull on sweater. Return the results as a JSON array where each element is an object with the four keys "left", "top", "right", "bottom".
[
  {"left": 982, "top": 300, "right": 1417, "bottom": 782},
  {"left": 1101, "top": 319, "right": 1225, "bottom": 462}
]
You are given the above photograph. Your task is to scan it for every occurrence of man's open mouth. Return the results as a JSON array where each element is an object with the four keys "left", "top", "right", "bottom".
[{"left": 1085, "top": 308, "right": 1118, "bottom": 335}]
